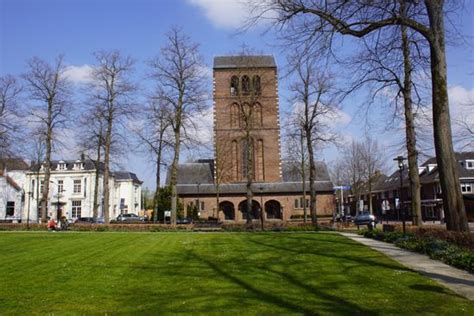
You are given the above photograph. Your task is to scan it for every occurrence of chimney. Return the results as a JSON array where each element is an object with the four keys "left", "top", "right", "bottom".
[{"left": 81, "top": 152, "right": 85, "bottom": 161}]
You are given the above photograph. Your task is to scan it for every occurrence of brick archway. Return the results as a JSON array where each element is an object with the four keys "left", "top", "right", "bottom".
[
  {"left": 219, "top": 201, "right": 235, "bottom": 220},
  {"left": 265, "top": 200, "right": 282, "bottom": 219},
  {"left": 238, "top": 200, "right": 260, "bottom": 220}
]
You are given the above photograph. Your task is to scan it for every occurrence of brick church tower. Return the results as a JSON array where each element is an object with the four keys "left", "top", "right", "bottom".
[{"left": 213, "top": 56, "right": 282, "bottom": 184}]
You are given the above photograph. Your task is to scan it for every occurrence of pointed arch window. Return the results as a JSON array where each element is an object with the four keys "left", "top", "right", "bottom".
[
  {"left": 253, "top": 76, "right": 261, "bottom": 95},
  {"left": 230, "top": 103, "right": 239, "bottom": 128},
  {"left": 254, "top": 103, "right": 262, "bottom": 127},
  {"left": 242, "top": 75, "right": 250, "bottom": 95},
  {"left": 241, "top": 138, "right": 255, "bottom": 180},
  {"left": 230, "top": 76, "right": 239, "bottom": 96}
]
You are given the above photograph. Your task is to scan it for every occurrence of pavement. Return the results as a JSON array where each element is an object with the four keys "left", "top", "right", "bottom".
[{"left": 339, "top": 232, "right": 474, "bottom": 301}]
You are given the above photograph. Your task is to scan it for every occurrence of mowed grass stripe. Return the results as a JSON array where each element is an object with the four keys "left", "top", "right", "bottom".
[{"left": 0, "top": 232, "right": 472, "bottom": 315}]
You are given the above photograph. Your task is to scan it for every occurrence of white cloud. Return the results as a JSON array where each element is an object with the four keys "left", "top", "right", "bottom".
[
  {"left": 186, "top": 0, "right": 275, "bottom": 29},
  {"left": 64, "top": 64, "right": 94, "bottom": 84}
]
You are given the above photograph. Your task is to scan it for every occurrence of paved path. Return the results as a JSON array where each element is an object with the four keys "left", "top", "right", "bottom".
[{"left": 340, "top": 232, "right": 474, "bottom": 300}]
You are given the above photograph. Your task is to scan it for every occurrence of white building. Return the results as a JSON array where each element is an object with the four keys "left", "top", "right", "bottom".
[
  {"left": 0, "top": 159, "right": 30, "bottom": 222},
  {"left": 0, "top": 157, "right": 142, "bottom": 222}
]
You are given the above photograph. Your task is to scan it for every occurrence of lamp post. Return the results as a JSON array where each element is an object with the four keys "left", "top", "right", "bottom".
[
  {"left": 27, "top": 191, "right": 32, "bottom": 230},
  {"left": 196, "top": 182, "right": 201, "bottom": 219},
  {"left": 394, "top": 156, "right": 406, "bottom": 235},
  {"left": 259, "top": 186, "right": 264, "bottom": 231}
]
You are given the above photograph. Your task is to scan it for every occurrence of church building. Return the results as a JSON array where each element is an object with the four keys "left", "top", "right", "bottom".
[{"left": 174, "top": 55, "right": 335, "bottom": 222}]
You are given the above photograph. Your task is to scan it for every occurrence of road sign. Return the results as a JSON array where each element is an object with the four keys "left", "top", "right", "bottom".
[
  {"left": 334, "top": 185, "right": 351, "bottom": 190},
  {"left": 164, "top": 211, "right": 171, "bottom": 217}
]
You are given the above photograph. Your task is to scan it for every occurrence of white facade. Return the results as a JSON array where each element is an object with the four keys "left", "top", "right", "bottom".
[
  {"left": 0, "top": 173, "right": 24, "bottom": 222},
  {"left": 1, "top": 158, "right": 142, "bottom": 222}
]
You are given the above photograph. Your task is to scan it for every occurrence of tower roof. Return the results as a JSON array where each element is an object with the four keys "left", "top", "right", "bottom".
[{"left": 213, "top": 55, "right": 276, "bottom": 69}]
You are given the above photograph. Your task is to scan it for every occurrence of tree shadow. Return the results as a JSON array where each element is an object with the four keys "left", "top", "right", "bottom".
[
  {"left": 186, "top": 251, "right": 379, "bottom": 315},
  {"left": 246, "top": 235, "right": 412, "bottom": 272}
]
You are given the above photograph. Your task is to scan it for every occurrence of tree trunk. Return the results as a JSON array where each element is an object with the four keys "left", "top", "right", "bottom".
[
  {"left": 170, "top": 124, "right": 181, "bottom": 225},
  {"left": 368, "top": 179, "right": 373, "bottom": 214},
  {"left": 92, "top": 142, "right": 101, "bottom": 222},
  {"left": 425, "top": 0, "right": 468, "bottom": 232},
  {"left": 401, "top": 20, "right": 422, "bottom": 227},
  {"left": 301, "top": 129, "right": 307, "bottom": 223},
  {"left": 245, "top": 131, "right": 254, "bottom": 227},
  {"left": 305, "top": 128, "right": 317, "bottom": 225},
  {"left": 103, "top": 115, "right": 113, "bottom": 224},
  {"left": 153, "top": 152, "right": 162, "bottom": 223},
  {"left": 40, "top": 104, "right": 53, "bottom": 223}
]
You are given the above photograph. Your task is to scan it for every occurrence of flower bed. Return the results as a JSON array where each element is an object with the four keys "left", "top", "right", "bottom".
[{"left": 359, "top": 228, "right": 474, "bottom": 273}]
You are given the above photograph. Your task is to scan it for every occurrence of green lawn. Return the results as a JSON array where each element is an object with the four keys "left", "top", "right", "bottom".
[{"left": 0, "top": 232, "right": 472, "bottom": 315}]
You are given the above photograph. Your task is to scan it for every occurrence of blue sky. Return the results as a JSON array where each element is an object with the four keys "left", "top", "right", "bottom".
[{"left": 1, "top": 0, "right": 473, "bottom": 189}]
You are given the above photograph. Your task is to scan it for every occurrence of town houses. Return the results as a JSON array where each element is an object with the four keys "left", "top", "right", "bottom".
[
  {"left": 340, "top": 152, "right": 474, "bottom": 222},
  {"left": 0, "top": 156, "right": 142, "bottom": 223}
]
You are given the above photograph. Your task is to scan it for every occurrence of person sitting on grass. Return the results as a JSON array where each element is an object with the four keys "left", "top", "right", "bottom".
[{"left": 47, "top": 218, "right": 58, "bottom": 231}]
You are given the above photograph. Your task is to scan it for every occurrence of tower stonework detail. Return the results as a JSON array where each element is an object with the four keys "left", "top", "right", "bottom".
[{"left": 213, "top": 56, "right": 282, "bottom": 184}]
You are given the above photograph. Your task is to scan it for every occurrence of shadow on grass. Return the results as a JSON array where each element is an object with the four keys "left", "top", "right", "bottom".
[
  {"left": 409, "top": 284, "right": 460, "bottom": 297},
  {"left": 187, "top": 251, "right": 378, "bottom": 316},
  {"left": 247, "top": 235, "right": 411, "bottom": 272}
]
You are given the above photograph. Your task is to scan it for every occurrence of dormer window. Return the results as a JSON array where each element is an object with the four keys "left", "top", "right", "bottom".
[
  {"left": 466, "top": 160, "right": 474, "bottom": 170},
  {"left": 57, "top": 161, "right": 66, "bottom": 171},
  {"left": 74, "top": 160, "right": 83, "bottom": 170}
]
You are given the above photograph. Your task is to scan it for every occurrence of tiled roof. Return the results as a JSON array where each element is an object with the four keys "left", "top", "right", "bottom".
[
  {"left": 30, "top": 159, "right": 104, "bottom": 172},
  {"left": 113, "top": 171, "right": 143, "bottom": 184},
  {"left": 213, "top": 55, "right": 276, "bottom": 69},
  {"left": 0, "top": 158, "right": 29, "bottom": 171}
]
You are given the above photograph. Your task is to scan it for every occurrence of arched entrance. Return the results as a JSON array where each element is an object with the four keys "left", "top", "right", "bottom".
[
  {"left": 238, "top": 200, "right": 260, "bottom": 220},
  {"left": 219, "top": 201, "right": 235, "bottom": 220},
  {"left": 265, "top": 200, "right": 282, "bottom": 219}
]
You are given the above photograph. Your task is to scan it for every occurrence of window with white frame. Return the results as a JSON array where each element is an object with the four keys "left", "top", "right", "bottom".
[
  {"left": 73, "top": 179, "right": 81, "bottom": 194},
  {"left": 466, "top": 160, "right": 474, "bottom": 170},
  {"left": 461, "top": 183, "right": 472, "bottom": 193},
  {"left": 6, "top": 202, "right": 15, "bottom": 216},
  {"left": 57, "top": 163, "right": 66, "bottom": 170},
  {"left": 57, "top": 180, "right": 64, "bottom": 193},
  {"left": 40, "top": 180, "right": 44, "bottom": 194},
  {"left": 72, "top": 200, "right": 82, "bottom": 218}
]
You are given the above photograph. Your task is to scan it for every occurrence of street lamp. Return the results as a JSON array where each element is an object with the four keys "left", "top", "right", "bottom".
[
  {"left": 259, "top": 186, "right": 264, "bottom": 231},
  {"left": 27, "top": 191, "right": 33, "bottom": 231},
  {"left": 394, "top": 156, "right": 406, "bottom": 234},
  {"left": 196, "top": 182, "right": 201, "bottom": 219}
]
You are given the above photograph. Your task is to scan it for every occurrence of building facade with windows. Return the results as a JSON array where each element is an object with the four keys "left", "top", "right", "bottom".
[
  {"left": 171, "top": 55, "right": 335, "bottom": 222},
  {"left": 341, "top": 152, "right": 474, "bottom": 222},
  {"left": 22, "top": 157, "right": 143, "bottom": 222}
]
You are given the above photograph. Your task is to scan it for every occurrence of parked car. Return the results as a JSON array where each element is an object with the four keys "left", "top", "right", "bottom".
[
  {"left": 176, "top": 218, "right": 192, "bottom": 225},
  {"left": 116, "top": 213, "right": 142, "bottom": 222},
  {"left": 75, "top": 217, "right": 105, "bottom": 224},
  {"left": 354, "top": 211, "right": 378, "bottom": 228}
]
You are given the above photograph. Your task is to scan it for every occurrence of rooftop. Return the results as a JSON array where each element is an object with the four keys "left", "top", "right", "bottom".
[{"left": 213, "top": 55, "right": 276, "bottom": 69}]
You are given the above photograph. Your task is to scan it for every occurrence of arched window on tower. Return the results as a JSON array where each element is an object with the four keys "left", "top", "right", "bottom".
[
  {"left": 253, "top": 76, "right": 261, "bottom": 95},
  {"left": 256, "top": 139, "right": 264, "bottom": 181},
  {"left": 232, "top": 140, "right": 238, "bottom": 181},
  {"left": 230, "top": 103, "right": 239, "bottom": 128},
  {"left": 230, "top": 76, "right": 239, "bottom": 96},
  {"left": 242, "top": 75, "right": 250, "bottom": 95},
  {"left": 241, "top": 138, "right": 254, "bottom": 180},
  {"left": 254, "top": 103, "right": 262, "bottom": 127}
]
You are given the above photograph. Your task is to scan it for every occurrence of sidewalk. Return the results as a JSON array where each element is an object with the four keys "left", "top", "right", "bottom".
[{"left": 340, "top": 232, "right": 474, "bottom": 301}]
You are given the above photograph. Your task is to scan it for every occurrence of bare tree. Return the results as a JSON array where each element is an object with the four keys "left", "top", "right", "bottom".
[
  {"left": 250, "top": 0, "right": 469, "bottom": 231},
  {"left": 282, "top": 128, "right": 309, "bottom": 222},
  {"left": 148, "top": 27, "right": 207, "bottom": 225},
  {"left": 0, "top": 75, "right": 22, "bottom": 158},
  {"left": 288, "top": 55, "right": 338, "bottom": 225},
  {"left": 77, "top": 106, "right": 106, "bottom": 221},
  {"left": 213, "top": 132, "right": 236, "bottom": 220},
  {"left": 360, "top": 136, "right": 386, "bottom": 214},
  {"left": 89, "top": 50, "right": 136, "bottom": 224},
  {"left": 133, "top": 97, "right": 173, "bottom": 223},
  {"left": 23, "top": 55, "right": 72, "bottom": 223}
]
